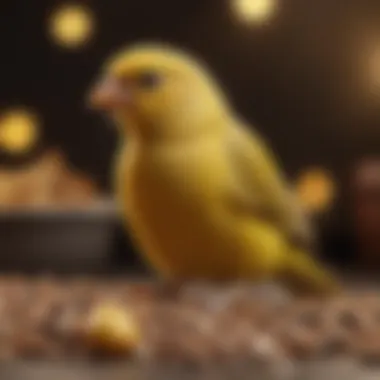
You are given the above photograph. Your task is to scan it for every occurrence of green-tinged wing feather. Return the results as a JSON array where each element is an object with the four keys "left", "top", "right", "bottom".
[{"left": 227, "top": 122, "right": 314, "bottom": 250}]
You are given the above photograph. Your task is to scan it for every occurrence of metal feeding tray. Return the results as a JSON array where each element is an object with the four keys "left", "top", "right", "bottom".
[{"left": 0, "top": 201, "right": 118, "bottom": 273}]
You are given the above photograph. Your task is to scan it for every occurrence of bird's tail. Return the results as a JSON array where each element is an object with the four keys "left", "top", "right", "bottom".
[{"left": 280, "top": 248, "right": 342, "bottom": 296}]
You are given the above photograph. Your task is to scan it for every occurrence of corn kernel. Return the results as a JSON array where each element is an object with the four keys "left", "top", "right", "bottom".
[{"left": 86, "top": 304, "right": 140, "bottom": 354}]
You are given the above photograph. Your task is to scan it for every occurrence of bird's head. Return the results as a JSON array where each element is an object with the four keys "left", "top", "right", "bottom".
[{"left": 88, "top": 43, "right": 230, "bottom": 141}]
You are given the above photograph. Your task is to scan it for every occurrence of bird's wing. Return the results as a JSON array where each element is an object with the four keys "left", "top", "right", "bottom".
[{"left": 227, "top": 122, "right": 314, "bottom": 250}]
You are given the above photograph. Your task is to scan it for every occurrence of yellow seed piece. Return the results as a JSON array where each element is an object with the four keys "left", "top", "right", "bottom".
[{"left": 86, "top": 304, "right": 140, "bottom": 354}]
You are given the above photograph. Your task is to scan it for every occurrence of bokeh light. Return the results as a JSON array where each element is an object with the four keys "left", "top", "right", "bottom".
[
  {"left": 232, "top": 0, "right": 278, "bottom": 25},
  {"left": 295, "top": 168, "right": 336, "bottom": 213},
  {"left": 0, "top": 109, "right": 39, "bottom": 154},
  {"left": 48, "top": 4, "right": 95, "bottom": 49},
  {"left": 367, "top": 44, "right": 380, "bottom": 91}
]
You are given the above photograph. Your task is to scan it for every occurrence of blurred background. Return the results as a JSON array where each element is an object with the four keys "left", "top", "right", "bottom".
[{"left": 1, "top": 0, "right": 380, "bottom": 275}]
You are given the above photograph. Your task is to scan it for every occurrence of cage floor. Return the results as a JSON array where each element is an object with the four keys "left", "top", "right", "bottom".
[
  {"left": 0, "top": 360, "right": 380, "bottom": 380},
  {"left": 0, "top": 277, "right": 378, "bottom": 379}
]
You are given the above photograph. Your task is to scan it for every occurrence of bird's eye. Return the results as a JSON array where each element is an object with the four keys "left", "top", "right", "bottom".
[{"left": 135, "top": 72, "right": 162, "bottom": 90}]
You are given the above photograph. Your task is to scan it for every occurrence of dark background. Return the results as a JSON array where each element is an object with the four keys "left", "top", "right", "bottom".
[
  {"left": 2, "top": 0, "right": 380, "bottom": 271},
  {"left": 3, "top": 0, "right": 380, "bottom": 185}
]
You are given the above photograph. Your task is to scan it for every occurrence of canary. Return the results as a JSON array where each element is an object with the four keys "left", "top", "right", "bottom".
[{"left": 89, "top": 43, "right": 340, "bottom": 295}]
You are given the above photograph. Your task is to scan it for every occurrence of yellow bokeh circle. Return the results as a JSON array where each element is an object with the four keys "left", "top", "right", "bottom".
[
  {"left": 48, "top": 4, "right": 95, "bottom": 48},
  {"left": 0, "top": 109, "right": 40, "bottom": 154},
  {"left": 295, "top": 168, "right": 336, "bottom": 213},
  {"left": 232, "top": 0, "right": 278, "bottom": 25}
]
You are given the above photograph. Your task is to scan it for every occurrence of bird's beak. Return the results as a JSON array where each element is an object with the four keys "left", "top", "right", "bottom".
[{"left": 88, "top": 76, "right": 131, "bottom": 111}]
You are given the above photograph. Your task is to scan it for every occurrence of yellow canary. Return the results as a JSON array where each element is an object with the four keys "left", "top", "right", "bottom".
[{"left": 89, "top": 43, "right": 340, "bottom": 295}]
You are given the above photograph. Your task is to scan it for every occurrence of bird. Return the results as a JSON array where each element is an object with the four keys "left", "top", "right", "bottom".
[{"left": 88, "top": 42, "right": 340, "bottom": 295}]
